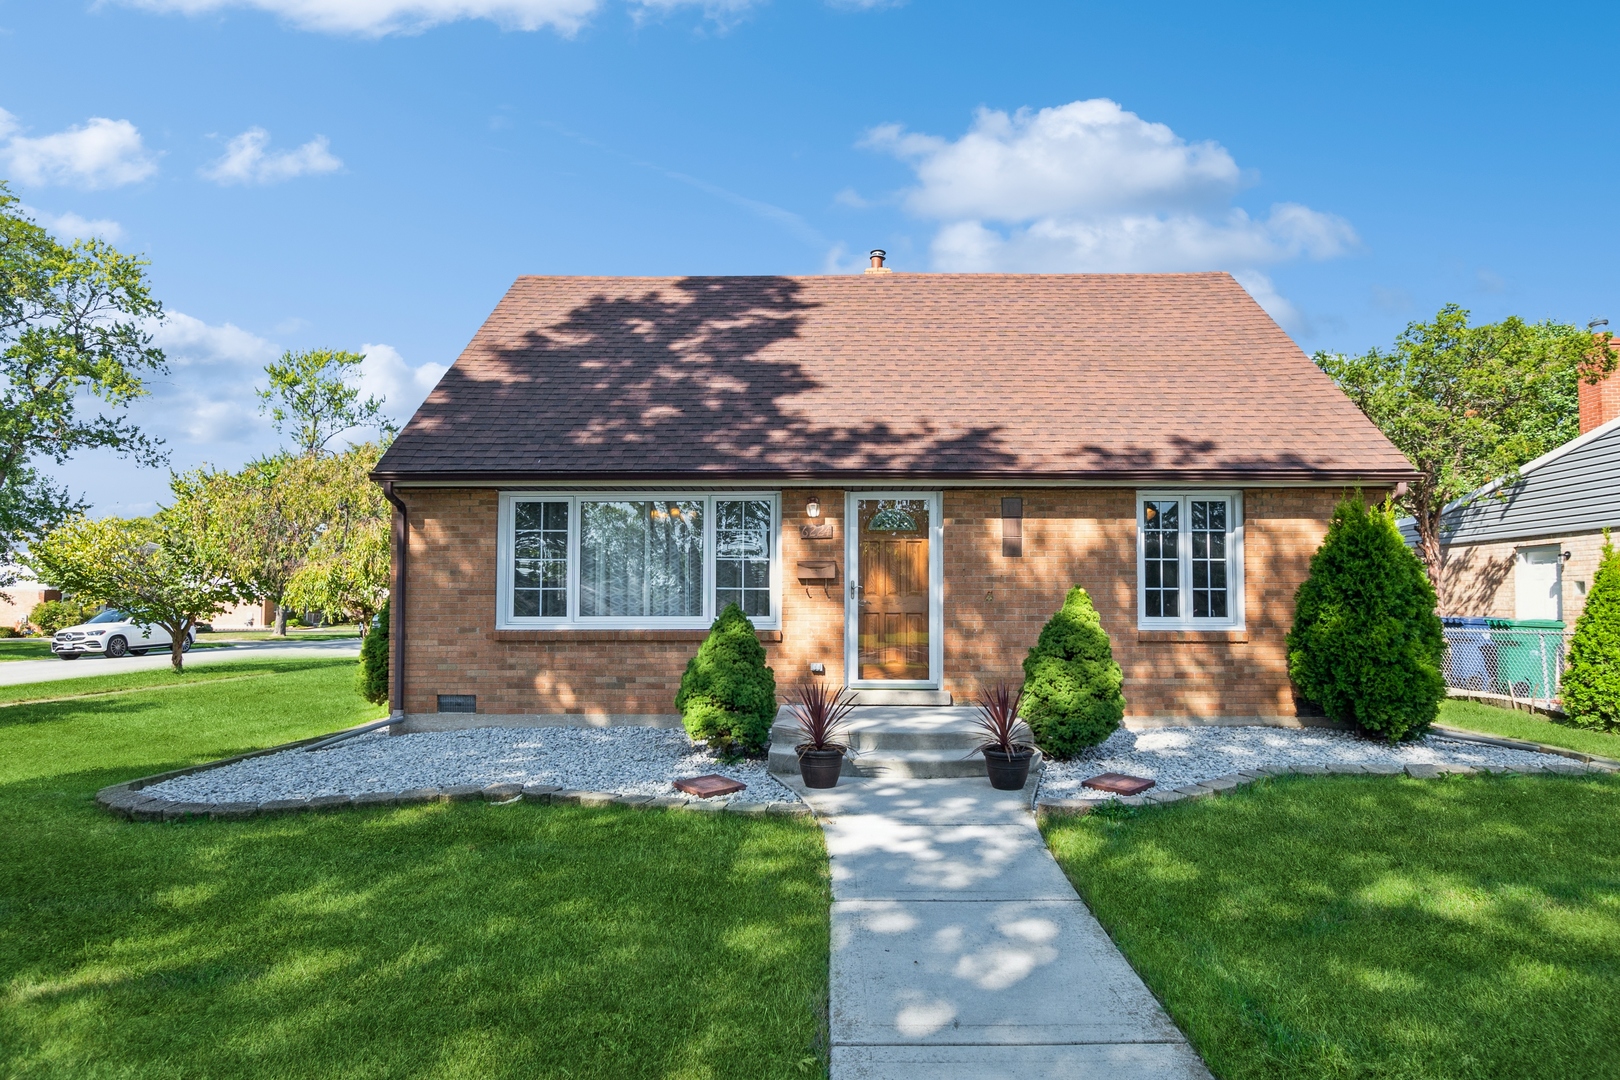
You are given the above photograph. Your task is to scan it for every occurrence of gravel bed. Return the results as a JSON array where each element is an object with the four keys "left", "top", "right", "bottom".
[
  {"left": 1037, "top": 725, "right": 1579, "bottom": 801},
  {"left": 147, "top": 726, "right": 798, "bottom": 805}
]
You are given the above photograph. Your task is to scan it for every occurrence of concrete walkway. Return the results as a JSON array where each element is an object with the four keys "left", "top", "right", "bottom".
[
  {"left": 783, "top": 774, "right": 1211, "bottom": 1080},
  {"left": 0, "top": 637, "right": 361, "bottom": 687}
]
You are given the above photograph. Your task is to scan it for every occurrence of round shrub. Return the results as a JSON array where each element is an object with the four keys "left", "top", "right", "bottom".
[
  {"left": 1286, "top": 496, "right": 1444, "bottom": 741},
  {"left": 28, "top": 597, "right": 100, "bottom": 636},
  {"left": 1562, "top": 531, "right": 1620, "bottom": 729},
  {"left": 1020, "top": 586, "right": 1125, "bottom": 758},
  {"left": 676, "top": 603, "right": 777, "bottom": 754},
  {"left": 357, "top": 599, "right": 389, "bottom": 706}
]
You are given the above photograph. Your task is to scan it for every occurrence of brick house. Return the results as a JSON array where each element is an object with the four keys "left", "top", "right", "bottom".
[
  {"left": 1400, "top": 364, "right": 1620, "bottom": 623},
  {"left": 371, "top": 267, "right": 1415, "bottom": 732}
]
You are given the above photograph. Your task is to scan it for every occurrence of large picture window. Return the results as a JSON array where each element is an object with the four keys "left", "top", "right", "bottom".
[
  {"left": 498, "top": 493, "right": 780, "bottom": 629},
  {"left": 1136, "top": 491, "right": 1243, "bottom": 629}
]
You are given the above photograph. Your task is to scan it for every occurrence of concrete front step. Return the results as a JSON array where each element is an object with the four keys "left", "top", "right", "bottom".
[
  {"left": 768, "top": 745, "right": 1043, "bottom": 779},
  {"left": 768, "top": 705, "right": 1042, "bottom": 779},
  {"left": 845, "top": 688, "right": 953, "bottom": 706}
]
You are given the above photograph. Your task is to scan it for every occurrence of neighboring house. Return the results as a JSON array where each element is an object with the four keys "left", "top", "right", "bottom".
[
  {"left": 1399, "top": 370, "right": 1620, "bottom": 623},
  {"left": 0, "top": 578, "right": 61, "bottom": 631},
  {"left": 208, "top": 599, "right": 278, "bottom": 631},
  {"left": 371, "top": 268, "right": 1416, "bottom": 730}
]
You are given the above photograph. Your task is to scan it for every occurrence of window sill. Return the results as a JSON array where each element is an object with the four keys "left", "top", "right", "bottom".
[
  {"left": 1137, "top": 629, "right": 1248, "bottom": 643},
  {"left": 493, "top": 629, "right": 783, "bottom": 643}
]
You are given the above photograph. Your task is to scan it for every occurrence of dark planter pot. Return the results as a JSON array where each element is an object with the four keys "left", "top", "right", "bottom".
[
  {"left": 798, "top": 748, "right": 846, "bottom": 788},
  {"left": 982, "top": 747, "right": 1035, "bottom": 790}
]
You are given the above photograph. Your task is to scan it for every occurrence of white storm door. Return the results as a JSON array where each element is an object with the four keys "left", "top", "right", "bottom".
[{"left": 1514, "top": 545, "right": 1562, "bottom": 621}]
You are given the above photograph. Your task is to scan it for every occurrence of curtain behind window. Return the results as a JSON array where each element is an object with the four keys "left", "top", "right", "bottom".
[{"left": 580, "top": 500, "right": 705, "bottom": 617}]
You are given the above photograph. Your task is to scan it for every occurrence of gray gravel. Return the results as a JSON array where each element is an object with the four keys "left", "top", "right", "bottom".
[
  {"left": 1038, "top": 725, "right": 1576, "bottom": 801},
  {"left": 147, "top": 726, "right": 798, "bottom": 805}
]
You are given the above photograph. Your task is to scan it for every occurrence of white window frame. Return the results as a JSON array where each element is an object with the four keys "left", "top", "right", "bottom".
[
  {"left": 496, "top": 491, "right": 782, "bottom": 630},
  {"left": 1136, "top": 490, "right": 1244, "bottom": 631}
]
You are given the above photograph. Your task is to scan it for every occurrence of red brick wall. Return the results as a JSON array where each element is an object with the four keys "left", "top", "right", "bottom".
[{"left": 391, "top": 485, "right": 1352, "bottom": 720}]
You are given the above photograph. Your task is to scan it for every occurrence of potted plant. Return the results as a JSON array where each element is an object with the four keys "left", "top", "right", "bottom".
[
  {"left": 974, "top": 682, "right": 1036, "bottom": 790},
  {"left": 792, "top": 682, "right": 856, "bottom": 788}
]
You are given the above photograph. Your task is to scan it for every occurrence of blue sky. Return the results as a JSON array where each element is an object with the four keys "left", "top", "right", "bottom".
[{"left": 2, "top": 0, "right": 1617, "bottom": 515}]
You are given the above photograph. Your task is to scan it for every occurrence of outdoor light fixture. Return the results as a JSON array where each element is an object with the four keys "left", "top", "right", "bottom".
[
  {"left": 805, "top": 497, "right": 822, "bottom": 519},
  {"left": 1563, "top": 550, "right": 1574, "bottom": 561}
]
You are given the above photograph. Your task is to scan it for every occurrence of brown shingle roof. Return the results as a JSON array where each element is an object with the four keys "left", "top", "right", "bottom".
[{"left": 374, "top": 272, "right": 1416, "bottom": 484}]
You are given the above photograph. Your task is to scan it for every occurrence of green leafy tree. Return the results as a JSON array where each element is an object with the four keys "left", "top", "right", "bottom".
[
  {"left": 1287, "top": 497, "right": 1445, "bottom": 741},
  {"left": 1562, "top": 532, "right": 1620, "bottom": 729},
  {"left": 170, "top": 454, "right": 336, "bottom": 635},
  {"left": 357, "top": 598, "right": 390, "bottom": 705},
  {"left": 675, "top": 603, "right": 777, "bottom": 754},
  {"left": 258, "top": 348, "right": 393, "bottom": 456},
  {"left": 283, "top": 442, "right": 391, "bottom": 635},
  {"left": 1317, "top": 305, "right": 1617, "bottom": 591},
  {"left": 1020, "top": 586, "right": 1125, "bottom": 758},
  {"left": 25, "top": 500, "right": 241, "bottom": 672},
  {"left": 0, "top": 185, "right": 168, "bottom": 575}
]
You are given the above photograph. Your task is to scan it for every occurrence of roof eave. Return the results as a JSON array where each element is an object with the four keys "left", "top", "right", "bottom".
[{"left": 370, "top": 466, "right": 1421, "bottom": 486}]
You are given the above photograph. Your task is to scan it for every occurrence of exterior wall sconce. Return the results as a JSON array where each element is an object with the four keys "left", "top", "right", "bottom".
[{"left": 805, "top": 497, "right": 822, "bottom": 519}]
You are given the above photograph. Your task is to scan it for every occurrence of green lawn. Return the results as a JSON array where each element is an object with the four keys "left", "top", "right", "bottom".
[
  {"left": 1044, "top": 772, "right": 1620, "bottom": 1080},
  {"left": 0, "top": 638, "right": 59, "bottom": 662},
  {"left": 1438, "top": 697, "right": 1620, "bottom": 761},
  {"left": 0, "top": 660, "right": 831, "bottom": 1079}
]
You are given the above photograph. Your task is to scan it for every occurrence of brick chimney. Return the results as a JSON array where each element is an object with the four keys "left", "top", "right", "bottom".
[{"left": 1580, "top": 329, "right": 1620, "bottom": 433}]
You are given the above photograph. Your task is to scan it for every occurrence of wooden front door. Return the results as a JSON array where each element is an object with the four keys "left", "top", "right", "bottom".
[{"left": 854, "top": 498, "right": 932, "bottom": 682}]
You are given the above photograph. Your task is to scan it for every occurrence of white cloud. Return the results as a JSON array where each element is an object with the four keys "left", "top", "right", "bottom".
[
  {"left": 1230, "top": 270, "right": 1301, "bottom": 329},
  {"left": 866, "top": 98, "right": 1356, "bottom": 292},
  {"left": 17, "top": 204, "right": 125, "bottom": 243},
  {"left": 357, "top": 343, "right": 447, "bottom": 423},
  {"left": 121, "top": 0, "right": 600, "bottom": 35},
  {"left": 0, "top": 111, "right": 158, "bottom": 189},
  {"left": 201, "top": 128, "right": 343, "bottom": 185}
]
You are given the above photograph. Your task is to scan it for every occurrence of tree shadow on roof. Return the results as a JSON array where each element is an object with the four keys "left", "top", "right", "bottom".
[{"left": 394, "top": 276, "right": 1021, "bottom": 477}]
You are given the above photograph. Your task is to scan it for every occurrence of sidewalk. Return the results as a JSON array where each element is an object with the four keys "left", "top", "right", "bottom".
[{"left": 783, "top": 775, "right": 1211, "bottom": 1080}]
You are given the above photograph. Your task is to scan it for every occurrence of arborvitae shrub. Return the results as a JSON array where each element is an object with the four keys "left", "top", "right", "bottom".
[
  {"left": 1020, "top": 586, "right": 1125, "bottom": 758},
  {"left": 357, "top": 599, "right": 389, "bottom": 706},
  {"left": 1563, "top": 531, "right": 1620, "bottom": 729},
  {"left": 1286, "top": 497, "right": 1444, "bottom": 741},
  {"left": 676, "top": 603, "right": 777, "bottom": 753}
]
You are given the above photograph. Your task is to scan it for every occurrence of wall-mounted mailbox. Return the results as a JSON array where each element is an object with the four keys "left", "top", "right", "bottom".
[{"left": 796, "top": 559, "right": 838, "bottom": 582}]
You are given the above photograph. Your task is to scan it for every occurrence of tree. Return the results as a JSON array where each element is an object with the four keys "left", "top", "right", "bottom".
[
  {"left": 1286, "top": 497, "right": 1445, "bottom": 741},
  {"left": 675, "top": 603, "right": 777, "bottom": 754},
  {"left": 283, "top": 442, "right": 391, "bottom": 635},
  {"left": 258, "top": 348, "right": 392, "bottom": 456},
  {"left": 1317, "top": 305, "right": 1617, "bottom": 592},
  {"left": 25, "top": 507, "right": 240, "bottom": 672},
  {"left": 1562, "top": 531, "right": 1620, "bottom": 730},
  {"left": 0, "top": 185, "right": 168, "bottom": 576},
  {"left": 170, "top": 455, "right": 334, "bottom": 635},
  {"left": 1020, "top": 586, "right": 1125, "bottom": 758}
]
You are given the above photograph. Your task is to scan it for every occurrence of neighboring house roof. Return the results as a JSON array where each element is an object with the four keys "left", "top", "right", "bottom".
[
  {"left": 374, "top": 272, "right": 1417, "bottom": 485},
  {"left": 1397, "top": 414, "right": 1620, "bottom": 546}
]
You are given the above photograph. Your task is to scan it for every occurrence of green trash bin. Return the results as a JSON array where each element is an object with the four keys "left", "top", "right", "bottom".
[{"left": 1486, "top": 618, "right": 1566, "bottom": 699}]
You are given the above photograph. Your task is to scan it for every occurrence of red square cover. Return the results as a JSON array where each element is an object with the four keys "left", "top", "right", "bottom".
[
  {"left": 673, "top": 774, "right": 747, "bottom": 799},
  {"left": 1081, "top": 773, "right": 1156, "bottom": 796}
]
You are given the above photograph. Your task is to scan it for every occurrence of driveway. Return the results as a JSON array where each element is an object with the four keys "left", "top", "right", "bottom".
[{"left": 0, "top": 637, "right": 363, "bottom": 688}]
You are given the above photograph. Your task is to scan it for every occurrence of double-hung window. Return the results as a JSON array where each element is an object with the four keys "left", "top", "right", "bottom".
[
  {"left": 1137, "top": 491, "right": 1243, "bottom": 629},
  {"left": 499, "top": 493, "right": 781, "bottom": 629}
]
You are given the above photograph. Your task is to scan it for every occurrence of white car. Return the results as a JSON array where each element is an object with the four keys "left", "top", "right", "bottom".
[{"left": 52, "top": 610, "right": 196, "bottom": 660}]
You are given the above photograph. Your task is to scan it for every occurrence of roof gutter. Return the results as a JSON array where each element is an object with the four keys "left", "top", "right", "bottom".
[
  {"left": 381, "top": 481, "right": 408, "bottom": 721},
  {"left": 369, "top": 467, "right": 1422, "bottom": 486}
]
